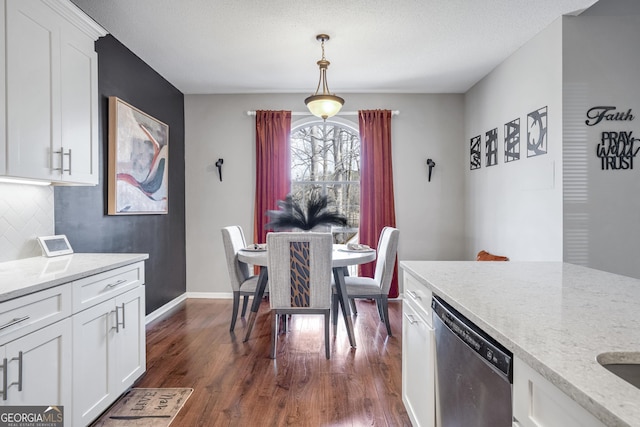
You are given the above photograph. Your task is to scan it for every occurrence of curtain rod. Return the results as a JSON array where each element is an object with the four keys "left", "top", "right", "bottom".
[{"left": 246, "top": 110, "right": 399, "bottom": 116}]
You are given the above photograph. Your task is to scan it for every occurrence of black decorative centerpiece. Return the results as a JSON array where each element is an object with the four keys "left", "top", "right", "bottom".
[{"left": 266, "top": 192, "right": 348, "bottom": 231}]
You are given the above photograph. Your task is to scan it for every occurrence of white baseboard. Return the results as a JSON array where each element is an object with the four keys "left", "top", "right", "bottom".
[
  {"left": 186, "top": 292, "right": 232, "bottom": 299},
  {"left": 145, "top": 293, "right": 187, "bottom": 324},
  {"left": 146, "top": 292, "right": 401, "bottom": 325}
]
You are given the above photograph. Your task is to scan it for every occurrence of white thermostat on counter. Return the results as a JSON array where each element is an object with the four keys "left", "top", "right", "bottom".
[{"left": 37, "top": 234, "right": 74, "bottom": 257}]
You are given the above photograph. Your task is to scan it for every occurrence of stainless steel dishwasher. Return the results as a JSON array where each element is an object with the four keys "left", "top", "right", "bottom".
[{"left": 432, "top": 296, "right": 513, "bottom": 427}]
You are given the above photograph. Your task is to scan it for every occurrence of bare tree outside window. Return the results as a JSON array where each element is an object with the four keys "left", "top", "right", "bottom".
[{"left": 290, "top": 121, "right": 360, "bottom": 244}]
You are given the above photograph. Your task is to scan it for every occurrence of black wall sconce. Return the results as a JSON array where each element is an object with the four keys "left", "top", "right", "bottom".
[
  {"left": 426, "top": 158, "right": 436, "bottom": 182},
  {"left": 215, "top": 158, "right": 224, "bottom": 181}
]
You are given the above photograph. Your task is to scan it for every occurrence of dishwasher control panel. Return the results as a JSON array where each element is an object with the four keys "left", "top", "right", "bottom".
[{"left": 432, "top": 296, "right": 513, "bottom": 379}]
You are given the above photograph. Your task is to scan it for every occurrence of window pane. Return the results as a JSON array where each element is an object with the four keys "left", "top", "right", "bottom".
[{"left": 290, "top": 121, "right": 360, "bottom": 244}]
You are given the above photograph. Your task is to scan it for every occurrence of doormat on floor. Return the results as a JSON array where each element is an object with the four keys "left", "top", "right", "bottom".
[{"left": 92, "top": 388, "right": 193, "bottom": 427}]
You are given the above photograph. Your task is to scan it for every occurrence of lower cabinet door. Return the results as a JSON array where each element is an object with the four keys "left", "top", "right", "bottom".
[
  {"left": 402, "top": 300, "right": 435, "bottom": 427},
  {"left": 513, "top": 357, "right": 606, "bottom": 427},
  {"left": 72, "top": 286, "right": 146, "bottom": 426},
  {"left": 114, "top": 286, "right": 146, "bottom": 390},
  {"left": 72, "top": 298, "right": 115, "bottom": 427},
  {"left": 2, "top": 318, "right": 72, "bottom": 409}
]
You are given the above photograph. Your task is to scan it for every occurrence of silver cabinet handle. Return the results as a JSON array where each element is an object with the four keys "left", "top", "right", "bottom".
[
  {"left": 106, "top": 279, "right": 127, "bottom": 289},
  {"left": 407, "top": 290, "right": 421, "bottom": 300},
  {"left": 9, "top": 351, "right": 22, "bottom": 392},
  {"left": 113, "top": 308, "right": 120, "bottom": 333},
  {"left": 64, "top": 149, "right": 72, "bottom": 175},
  {"left": 117, "top": 303, "right": 125, "bottom": 330},
  {"left": 403, "top": 312, "right": 420, "bottom": 325},
  {"left": 1, "top": 358, "right": 6, "bottom": 401},
  {"left": 0, "top": 316, "right": 30, "bottom": 331},
  {"left": 52, "top": 148, "right": 64, "bottom": 172}
]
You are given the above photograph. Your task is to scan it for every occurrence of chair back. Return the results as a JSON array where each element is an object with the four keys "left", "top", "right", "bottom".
[
  {"left": 373, "top": 227, "right": 400, "bottom": 293},
  {"left": 221, "top": 225, "right": 251, "bottom": 291},
  {"left": 267, "top": 232, "right": 332, "bottom": 310}
]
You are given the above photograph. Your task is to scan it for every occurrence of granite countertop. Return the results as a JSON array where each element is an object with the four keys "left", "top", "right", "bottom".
[
  {"left": 0, "top": 253, "right": 149, "bottom": 303},
  {"left": 400, "top": 261, "right": 640, "bottom": 427}
]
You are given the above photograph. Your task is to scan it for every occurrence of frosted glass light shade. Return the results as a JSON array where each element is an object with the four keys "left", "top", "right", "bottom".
[{"left": 305, "top": 94, "right": 345, "bottom": 120}]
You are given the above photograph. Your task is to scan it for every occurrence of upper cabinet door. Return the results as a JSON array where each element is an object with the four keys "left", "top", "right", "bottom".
[
  {"left": 60, "top": 22, "right": 99, "bottom": 184},
  {"left": 3, "top": 0, "right": 105, "bottom": 185},
  {"left": 5, "top": 0, "right": 61, "bottom": 181}
]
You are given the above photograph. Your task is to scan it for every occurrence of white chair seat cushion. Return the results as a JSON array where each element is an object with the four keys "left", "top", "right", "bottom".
[
  {"left": 239, "top": 275, "right": 260, "bottom": 293},
  {"left": 332, "top": 276, "right": 381, "bottom": 296}
]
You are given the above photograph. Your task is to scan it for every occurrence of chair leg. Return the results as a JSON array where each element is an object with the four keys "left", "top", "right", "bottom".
[
  {"left": 381, "top": 295, "right": 392, "bottom": 336},
  {"left": 270, "top": 312, "right": 278, "bottom": 359},
  {"left": 375, "top": 297, "right": 384, "bottom": 322},
  {"left": 331, "top": 293, "right": 339, "bottom": 325},
  {"left": 349, "top": 298, "right": 358, "bottom": 315},
  {"left": 324, "top": 310, "right": 331, "bottom": 359},
  {"left": 241, "top": 295, "right": 250, "bottom": 317},
  {"left": 230, "top": 291, "right": 240, "bottom": 332}
]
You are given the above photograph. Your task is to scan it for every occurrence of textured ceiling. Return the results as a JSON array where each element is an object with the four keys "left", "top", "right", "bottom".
[{"left": 70, "top": 0, "right": 599, "bottom": 94}]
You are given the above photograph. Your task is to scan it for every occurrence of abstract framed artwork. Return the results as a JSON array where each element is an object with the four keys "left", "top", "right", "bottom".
[
  {"left": 470, "top": 135, "right": 481, "bottom": 170},
  {"left": 504, "top": 118, "right": 520, "bottom": 163},
  {"left": 527, "top": 106, "right": 548, "bottom": 157},
  {"left": 485, "top": 128, "right": 498, "bottom": 167},
  {"left": 108, "top": 97, "right": 169, "bottom": 215}
]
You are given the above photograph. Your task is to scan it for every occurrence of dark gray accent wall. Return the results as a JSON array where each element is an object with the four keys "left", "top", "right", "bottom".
[{"left": 55, "top": 35, "right": 186, "bottom": 314}]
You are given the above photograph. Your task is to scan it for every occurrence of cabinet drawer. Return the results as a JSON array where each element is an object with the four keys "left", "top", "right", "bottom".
[
  {"left": 404, "top": 272, "right": 432, "bottom": 325},
  {"left": 0, "top": 284, "right": 72, "bottom": 344},
  {"left": 72, "top": 262, "right": 144, "bottom": 312}
]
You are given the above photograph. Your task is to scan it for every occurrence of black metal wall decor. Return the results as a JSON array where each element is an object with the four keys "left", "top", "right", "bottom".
[
  {"left": 504, "top": 118, "right": 520, "bottom": 163},
  {"left": 485, "top": 128, "right": 498, "bottom": 167},
  {"left": 527, "top": 106, "right": 548, "bottom": 157},
  {"left": 470, "top": 135, "right": 481, "bottom": 170},
  {"left": 426, "top": 159, "right": 436, "bottom": 181},
  {"left": 587, "top": 106, "right": 638, "bottom": 170},
  {"left": 215, "top": 158, "right": 224, "bottom": 181}
]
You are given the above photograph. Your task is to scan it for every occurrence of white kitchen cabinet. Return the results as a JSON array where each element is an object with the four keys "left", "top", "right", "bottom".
[
  {"left": 72, "top": 270, "right": 146, "bottom": 427},
  {"left": 513, "top": 357, "right": 606, "bottom": 427},
  {"left": 402, "top": 272, "right": 435, "bottom": 427},
  {"left": 2, "top": 0, "right": 105, "bottom": 184},
  {"left": 0, "top": 284, "right": 72, "bottom": 407},
  {"left": 1, "top": 318, "right": 72, "bottom": 407}
]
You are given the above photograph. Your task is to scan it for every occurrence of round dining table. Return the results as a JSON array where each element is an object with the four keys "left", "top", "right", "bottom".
[{"left": 238, "top": 244, "right": 376, "bottom": 348}]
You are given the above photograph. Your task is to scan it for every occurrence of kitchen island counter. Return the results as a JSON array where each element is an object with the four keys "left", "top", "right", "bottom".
[
  {"left": 400, "top": 261, "right": 640, "bottom": 427},
  {"left": 0, "top": 253, "right": 149, "bottom": 302}
]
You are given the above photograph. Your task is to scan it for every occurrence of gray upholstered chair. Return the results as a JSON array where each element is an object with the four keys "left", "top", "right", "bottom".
[
  {"left": 222, "top": 225, "right": 261, "bottom": 332},
  {"left": 333, "top": 226, "right": 399, "bottom": 336},
  {"left": 267, "top": 232, "right": 333, "bottom": 359}
]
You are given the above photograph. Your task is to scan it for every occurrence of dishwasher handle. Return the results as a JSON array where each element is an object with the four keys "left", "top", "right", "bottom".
[{"left": 432, "top": 296, "right": 512, "bottom": 380}]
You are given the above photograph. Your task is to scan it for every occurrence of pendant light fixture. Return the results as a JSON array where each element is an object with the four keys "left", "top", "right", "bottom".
[{"left": 305, "top": 34, "right": 344, "bottom": 120}]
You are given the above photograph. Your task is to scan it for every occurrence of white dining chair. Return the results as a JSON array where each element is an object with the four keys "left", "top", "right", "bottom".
[
  {"left": 221, "top": 225, "right": 261, "bottom": 332},
  {"left": 332, "top": 226, "right": 399, "bottom": 336},
  {"left": 267, "top": 232, "right": 333, "bottom": 359}
]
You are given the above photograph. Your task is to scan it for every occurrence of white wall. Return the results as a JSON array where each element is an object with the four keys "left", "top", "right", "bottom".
[
  {"left": 0, "top": 183, "right": 54, "bottom": 262},
  {"left": 184, "top": 93, "right": 465, "bottom": 294},
  {"left": 563, "top": 7, "right": 640, "bottom": 277},
  {"left": 463, "top": 19, "right": 564, "bottom": 261}
]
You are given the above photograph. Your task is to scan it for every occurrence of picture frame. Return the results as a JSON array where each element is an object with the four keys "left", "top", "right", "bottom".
[
  {"left": 37, "top": 235, "right": 74, "bottom": 257},
  {"left": 108, "top": 97, "right": 169, "bottom": 215}
]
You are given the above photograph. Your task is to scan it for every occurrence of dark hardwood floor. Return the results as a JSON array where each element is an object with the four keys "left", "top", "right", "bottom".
[{"left": 134, "top": 297, "right": 411, "bottom": 426}]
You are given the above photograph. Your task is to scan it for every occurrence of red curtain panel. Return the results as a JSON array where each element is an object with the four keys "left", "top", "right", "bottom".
[
  {"left": 358, "top": 110, "right": 399, "bottom": 298},
  {"left": 253, "top": 111, "right": 292, "bottom": 245}
]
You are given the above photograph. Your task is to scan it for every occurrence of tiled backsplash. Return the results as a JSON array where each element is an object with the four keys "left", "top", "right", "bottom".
[{"left": 0, "top": 183, "right": 54, "bottom": 262}]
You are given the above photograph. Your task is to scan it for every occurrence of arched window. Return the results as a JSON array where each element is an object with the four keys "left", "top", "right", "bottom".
[{"left": 290, "top": 118, "right": 360, "bottom": 243}]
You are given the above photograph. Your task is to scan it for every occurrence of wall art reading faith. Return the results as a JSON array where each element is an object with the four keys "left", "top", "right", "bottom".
[
  {"left": 485, "top": 128, "right": 498, "bottom": 167},
  {"left": 527, "top": 106, "right": 548, "bottom": 157},
  {"left": 504, "top": 118, "right": 520, "bottom": 163},
  {"left": 108, "top": 97, "right": 169, "bottom": 215},
  {"left": 470, "top": 135, "right": 481, "bottom": 170}
]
